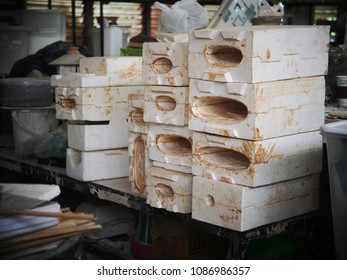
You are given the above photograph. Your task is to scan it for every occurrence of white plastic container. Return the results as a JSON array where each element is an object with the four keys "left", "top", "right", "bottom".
[
  {"left": 320, "top": 120, "right": 347, "bottom": 259},
  {"left": 104, "top": 26, "right": 125, "bottom": 57},
  {"left": 19, "top": 9, "right": 66, "bottom": 54}
]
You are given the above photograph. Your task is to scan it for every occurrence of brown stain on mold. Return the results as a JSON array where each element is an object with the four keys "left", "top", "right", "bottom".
[{"left": 133, "top": 135, "right": 146, "bottom": 193}]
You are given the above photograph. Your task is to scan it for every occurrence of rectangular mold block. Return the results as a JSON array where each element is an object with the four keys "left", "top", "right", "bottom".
[
  {"left": 188, "top": 26, "right": 329, "bottom": 83},
  {"left": 144, "top": 85, "right": 189, "bottom": 126},
  {"left": 128, "top": 132, "right": 153, "bottom": 197},
  {"left": 192, "top": 174, "right": 320, "bottom": 232},
  {"left": 128, "top": 93, "right": 148, "bottom": 134},
  {"left": 192, "top": 130, "right": 323, "bottom": 187},
  {"left": 142, "top": 42, "right": 189, "bottom": 86},
  {"left": 55, "top": 86, "right": 144, "bottom": 121},
  {"left": 146, "top": 167, "right": 193, "bottom": 213},
  {"left": 189, "top": 76, "right": 325, "bottom": 140},
  {"left": 79, "top": 56, "right": 144, "bottom": 85},
  {"left": 67, "top": 119, "right": 128, "bottom": 151},
  {"left": 66, "top": 148, "right": 129, "bottom": 182},
  {"left": 147, "top": 123, "right": 193, "bottom": 167}
]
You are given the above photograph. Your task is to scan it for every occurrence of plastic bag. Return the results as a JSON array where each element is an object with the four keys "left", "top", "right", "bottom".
[{"left": 155, "top": 0, "right": 209, "bottom": 33}]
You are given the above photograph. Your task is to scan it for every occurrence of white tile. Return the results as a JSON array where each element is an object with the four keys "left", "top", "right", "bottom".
[
  {"left": 144, "top": 85, "right": 189, "bottom": 126},
  {"left": 189, "top": 77, "right": 325, "bottom": 140},
  {"left": 142, "top": 42, "right": 189, "bottom": 86},
  {"left": 192, "top": 131, "right": 323, "bottom": 187},
  {"left": 192, "top": 174, "right": 319, "bottom": 231},
  {"left": 67, "top": 119, "right": 128, "bottom": 151},
  {"left": 146, "top": 167, "right": 193, "bottom": 213},
  {"left": 147, "top": 123, "right": 193, "bottom": 167},
  {"left": 66, "top": 148, "right": 129, "bottom": 181},
  {"left": 188, "top": 26, "right": 329, "bottom": 83}
]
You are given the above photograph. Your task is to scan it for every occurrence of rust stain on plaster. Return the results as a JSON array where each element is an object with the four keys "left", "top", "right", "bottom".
[{"left": 133, "top": 135, "right": 146, "bottom": 193}]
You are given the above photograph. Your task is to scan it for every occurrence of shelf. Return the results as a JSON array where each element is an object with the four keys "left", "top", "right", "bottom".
[{"left": 0, "top": 147, "right": 319, "bottom": 258}]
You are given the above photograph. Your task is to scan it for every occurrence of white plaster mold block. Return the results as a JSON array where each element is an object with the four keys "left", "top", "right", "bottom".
[
  {"left": 188, "top": 26, "right": 329, "bottom": 83},
  {"left": 128, "top": 93, "right": 148, "bottom": 134},
  {"left": 192, "top": 174, "right": 320, "bottom": 231},
  {"left": 66, "top": 148, "right": 129, "bottom": 181},
  {"left": 79, "top": 56, "right": 144, "bottom": 85},
  {"left": 128, "top": 133, "right": 153, "bottom": 196},
  {"left": 189, "top": 77, "right": 325, "bottom": 140},
  {"left": 146, "top": 167, "right": 193, "bottom": 213},
  {"left": 142, "top": 42, "right": 189, "bottom": 86},
  {"left": 144, "top": 85, "right": 189, "bottom": 126},
  {"left": 147, "top": 123, "right": 193, "bottom": 167},
  {"left": 192, "top": 131, "right": 322, "bottom": 187},
  {"left": 152, "top": 161, "right": 192, "bottom": 174},
  {"left": 67, "top": 119, "right": 128, "bottom": 151},
  {"left": 55, "top": 86, "right": 144, "bottom": 121},
  {"left": 51, "top": 73, "right": 109, "bottom": 88}
]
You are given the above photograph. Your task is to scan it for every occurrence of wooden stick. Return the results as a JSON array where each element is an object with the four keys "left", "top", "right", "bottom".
[
  {"left": 0, "top": 221, "right": 102, "bottom": 249},
  {"left": 0, "top": 226, "right": 102, "bottom": 256},
  {"left": 0, "top": 210, "right": 96, "bottom": 221}
]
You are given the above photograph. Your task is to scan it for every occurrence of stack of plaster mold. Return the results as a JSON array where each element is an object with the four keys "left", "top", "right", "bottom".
[
  {"left": 53, "top": 56, "right": 144, "bottom": 182},
  {"left": 128, "top": 93, "right": 152, "bottom": 197},
  {"left": 141, "top": 42, "right": 193, "bottom": 213},
  {"left": 188, "top": 25, "right": 330, "bottom": 231}
]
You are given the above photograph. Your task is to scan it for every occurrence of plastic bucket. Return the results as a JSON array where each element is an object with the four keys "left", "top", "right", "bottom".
[
  {"left": 11, "top": 108, "right": 59, "bottom": 159},
  {"left": 321, "top": 120, "right": 347, "bottom": 259}
]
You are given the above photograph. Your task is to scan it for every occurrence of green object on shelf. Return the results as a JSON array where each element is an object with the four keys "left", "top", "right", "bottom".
[
  {"left": 138, "top": 213, "right": 152, "bottom": 244},
  {"left": 120, "top": 48, "right": 142, "bottom": 57},
  {"left": 246, "top": 232, "right": 301, "bottom": 260}
]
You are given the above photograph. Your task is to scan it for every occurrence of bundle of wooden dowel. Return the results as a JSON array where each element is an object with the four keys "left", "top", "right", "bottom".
[{"left": 0, "top": 208, "right": 102, "bottom": 259}]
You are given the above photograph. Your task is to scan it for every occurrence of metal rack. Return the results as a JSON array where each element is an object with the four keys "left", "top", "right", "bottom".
[{"left": 0, "top": 148, "right": 319, "bottom": 259}]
